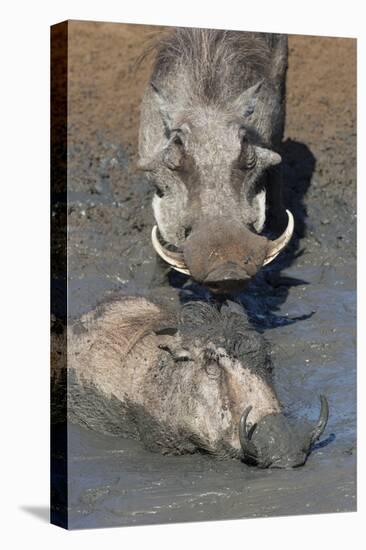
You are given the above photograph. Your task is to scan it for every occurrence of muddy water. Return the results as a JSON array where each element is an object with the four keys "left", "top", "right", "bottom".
[{"left": 65, "top": 192, "right": 356, "bottom": 528}]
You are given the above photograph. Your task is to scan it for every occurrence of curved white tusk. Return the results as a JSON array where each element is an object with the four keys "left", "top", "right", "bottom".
[
  {"left": 170, "top": 266, "right": 191, "bottom": 275},
  {"left": 310, "top": 395, "right": 329, "bottom": 444},
  {"left": 263, "top": 209, "right": 294, "bottom": 266},
  {"left": 151, "top": 226, "right": 191, "bottom": 275}
]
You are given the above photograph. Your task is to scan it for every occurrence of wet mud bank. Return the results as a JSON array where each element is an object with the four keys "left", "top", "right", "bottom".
[{"left": 56, "top": 21, "right": 356, "bottom": 527}]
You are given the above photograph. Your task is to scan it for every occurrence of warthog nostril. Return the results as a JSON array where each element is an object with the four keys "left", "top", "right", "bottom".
[{"left": 243, "top": 255, "right": 253, "bottom": 264}]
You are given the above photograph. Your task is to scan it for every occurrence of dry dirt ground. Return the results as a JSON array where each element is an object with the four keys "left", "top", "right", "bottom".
[{"left": 52, "top": 21, "right": 356, "bottom": 528}]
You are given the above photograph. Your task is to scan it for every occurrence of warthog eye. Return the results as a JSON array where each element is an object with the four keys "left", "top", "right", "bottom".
[
  {"left": 238, "top": 127, "right": 257, "bottom": 170},
  {"left": 154, "top": 182, "right": 165, "bottom": 197},
  {"left": 184, "top": 226, "right": 192, "bottom": 238},
  {"left": 158, "top": 344, "right": 192, "bottom": 363},
  {"left": 173, "top": 134, "right": 183, "bottom": 146},
  {"left": 175, "top": 354, "right": 192, "bottom": 362},
  {"left": 239, "top": 145, "right": 257, "bottom": 171},
  {"left": 246, "top": 147, "right": 257, "bottom": 169},
  {"left": 162, "top": 130, "right": 185, "bottom": 171}
]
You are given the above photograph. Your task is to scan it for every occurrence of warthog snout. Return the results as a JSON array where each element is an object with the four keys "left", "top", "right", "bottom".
[
  {"left": 183, "top": 220, "right": 267, "bottom": 292},
  {"left": 239, "top": 395, "right": 329, "bottom": 469},
  {"left": 152, "top": 210, "right": 294, "bottom": 292}
]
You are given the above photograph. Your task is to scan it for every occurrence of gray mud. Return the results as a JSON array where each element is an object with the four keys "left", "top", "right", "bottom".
[
  {"left": 58, "top": 22, "right": 356, "bottom": 528},
  {"left": 64, "top": 142, "right": 356, "bottom": 528}
]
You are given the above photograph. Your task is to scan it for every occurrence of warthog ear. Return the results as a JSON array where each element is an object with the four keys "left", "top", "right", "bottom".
[
  {"left": 151, "top": 81, "right": 173, "bottom": 133},
  {"left": 234, "top": 80, "right": 263, "bottom": 118}
]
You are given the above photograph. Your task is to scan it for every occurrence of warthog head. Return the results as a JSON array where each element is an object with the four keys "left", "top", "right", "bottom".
[
  {"left": 146, "top": 302, "right": 328, "bottom": 466},
  {"left": 65, "top": 298, "right": 328, "bottom": 468},
  {"left": 140, "top": 85, "right": 294, "bottom": 293}
]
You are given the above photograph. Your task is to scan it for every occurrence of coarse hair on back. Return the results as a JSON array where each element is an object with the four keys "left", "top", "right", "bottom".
[
  {"left": 148, "top": 27, "right": 287, "bottom": 106},
  {"left": 178, "top": 301, "right": 272, "bottom": 377}
]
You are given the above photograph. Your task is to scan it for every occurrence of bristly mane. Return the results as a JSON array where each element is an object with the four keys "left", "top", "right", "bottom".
[
  {"left": 178, "top": 301, "right": 272, "bottom": 376},
  {"left": 150, "top": 28, "right": 282, "bottom": 106}
]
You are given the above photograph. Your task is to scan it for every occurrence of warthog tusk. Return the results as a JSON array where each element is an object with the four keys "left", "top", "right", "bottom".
[
  {"left": 239, "top": 406, "right": 259, "bottom": 462},
  {"left": 263, "top": 209, "right": 294, "bottom": 266},
  {"left": 310, "top": 395, "right": 329, "bottom": 445},
  {"left": 151, "top": 226, "right": 191, "bottom": 275}
]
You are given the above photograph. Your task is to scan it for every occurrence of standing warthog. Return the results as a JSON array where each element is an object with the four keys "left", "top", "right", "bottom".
[
  {"left": 53, "top": 297, "right": 329, "bottom": 468},
  {"left": 139, "top": 29, "right": 294, "bottom": 293}
]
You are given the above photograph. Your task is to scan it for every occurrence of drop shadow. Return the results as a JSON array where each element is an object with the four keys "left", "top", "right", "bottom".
[{"left": 20, "top": 505, "right": 49, "bottom": 523}]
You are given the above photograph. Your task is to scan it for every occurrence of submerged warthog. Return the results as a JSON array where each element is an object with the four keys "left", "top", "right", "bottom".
[
  {"left": 139, "top": 29, "right": 294, "bottom": 292},
  {"left": 53, "top": 297, "right": 328, "bottom": 468}
]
